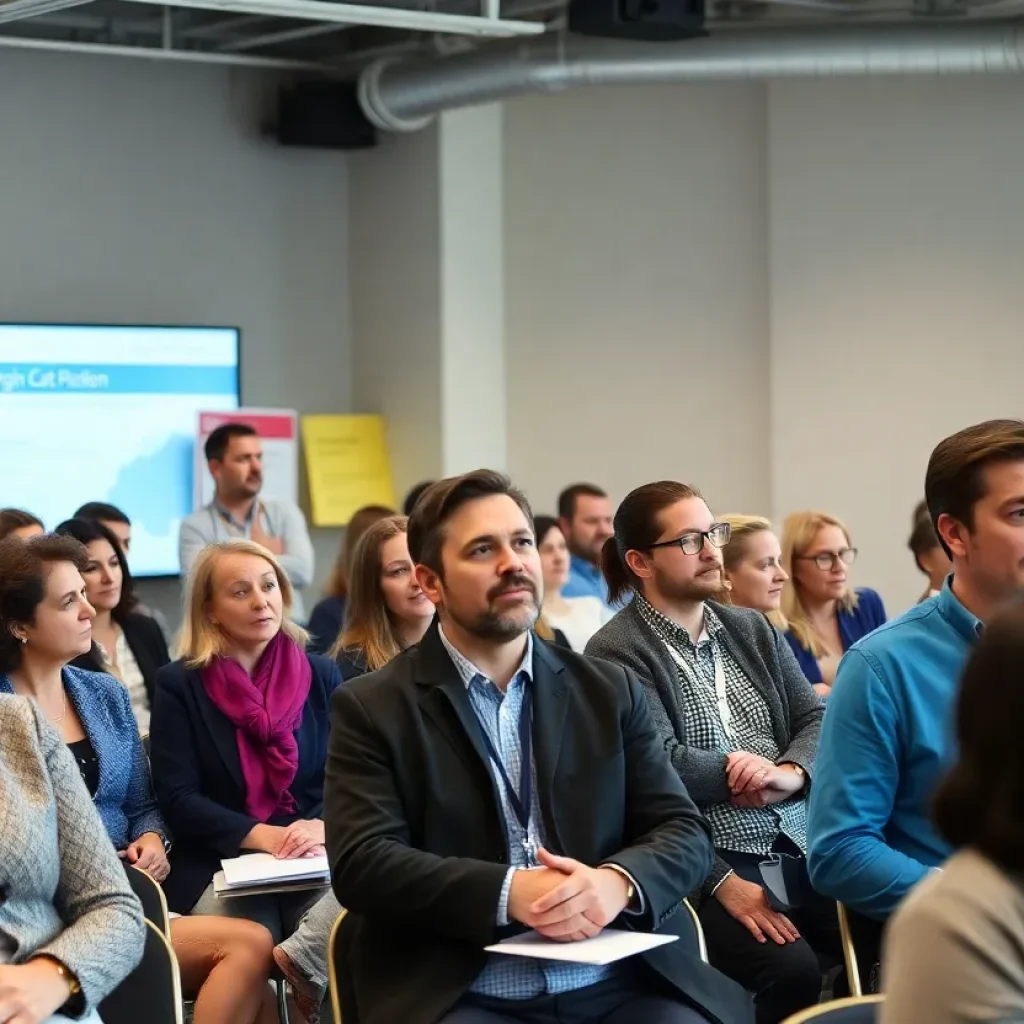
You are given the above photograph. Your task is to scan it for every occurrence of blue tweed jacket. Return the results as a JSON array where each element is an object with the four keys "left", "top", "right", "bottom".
[{"left": 0, "top": 665, "right": 166, "bottom": 849}]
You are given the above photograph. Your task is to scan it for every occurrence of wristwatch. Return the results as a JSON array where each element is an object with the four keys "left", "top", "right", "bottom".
[
  {"left": 601, "top": 863, "right": 640, "bottom": 912},
  {"left": 31, "top": 955, "right": 83, "bottom": 1014}
]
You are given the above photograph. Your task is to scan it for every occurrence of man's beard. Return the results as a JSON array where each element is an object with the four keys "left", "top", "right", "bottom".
[
  {"left": 446, "top": 574, "right": 541, "bottom": 641},
  {"left": 666, "top": 564, "right": 723, "bottom": 602}
]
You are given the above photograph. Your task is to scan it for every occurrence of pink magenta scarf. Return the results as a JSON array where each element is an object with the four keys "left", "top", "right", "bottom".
[{"left": 202, "top": 632, "right": 312, "bottom": 820}]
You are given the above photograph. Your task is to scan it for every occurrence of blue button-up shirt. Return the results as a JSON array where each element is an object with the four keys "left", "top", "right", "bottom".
[
  {"left": 562, "top": 554, "right": 609, "bottom": 605},
  {"left": 438, "top": 627, "right": 615, "bottom": 999}
]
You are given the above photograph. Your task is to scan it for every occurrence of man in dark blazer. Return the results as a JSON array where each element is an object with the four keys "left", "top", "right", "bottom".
[{"left": 324, "top": 470, "right": 753, "bottom": 1024}]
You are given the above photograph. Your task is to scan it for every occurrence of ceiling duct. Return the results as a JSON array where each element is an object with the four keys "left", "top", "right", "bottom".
[{"left": 358, "top": 17, "right": 1024, "bottom": 130}]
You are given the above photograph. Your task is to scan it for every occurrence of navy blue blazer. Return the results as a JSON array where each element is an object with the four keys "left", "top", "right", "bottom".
[
  {"left": 306, "top": 596, "right": 345, "bottom": 656},
  {"left": 149, "top": 652, "right": 341, "bottom": 913},
  {"left": 0, "top": 665, "right": 166, "bottom": 850},
  {"left": 785, "top": 586, "right": 888, "bottom": 684}
]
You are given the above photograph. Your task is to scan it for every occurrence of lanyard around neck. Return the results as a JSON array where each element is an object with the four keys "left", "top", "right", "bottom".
[
  {"left": 477, "top": 682, "right": 536, "bottom": 862},
  {"left": 663, "top": 635, "right": 736, "bottom": 744}
]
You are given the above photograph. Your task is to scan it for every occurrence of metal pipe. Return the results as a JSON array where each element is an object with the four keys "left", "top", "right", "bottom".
[
  {"left": 358, "top": 18, "right": 1024, "bottom": 130},
  {"left": 0, "top": 32, "right": 331, "bottom": 66}
]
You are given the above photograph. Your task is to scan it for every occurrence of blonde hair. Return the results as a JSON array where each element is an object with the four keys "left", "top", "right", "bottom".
[
  {"left": 177, "top": 539, "right": 309, "bottom": 667},
  {"left": 717, "top": 514, "right": 787, "bottom": 631},
  {"left": 780, "top": 510, "right": 858, "bottom": 657},
  {"left": 329, "top": 516, "right": 416, "bottom": 671}
]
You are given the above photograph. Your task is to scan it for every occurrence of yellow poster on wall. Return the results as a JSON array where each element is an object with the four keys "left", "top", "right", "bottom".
[{"left": 301, "top": 415, "right": 396, "bottom": 527}]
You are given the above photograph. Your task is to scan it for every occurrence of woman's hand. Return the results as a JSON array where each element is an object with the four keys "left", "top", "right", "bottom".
[
  {"left": 277, "top": 820, "right": 326, "bottom": 860},
  {"left": 120, "top": 832, "right": 170, "bottom": 882},
  {"left": 0, "top": 960, "right": 73, "bottom": 1024}
]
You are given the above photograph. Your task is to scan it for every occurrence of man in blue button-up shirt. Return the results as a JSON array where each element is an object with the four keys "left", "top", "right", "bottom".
[
  {"left": 808, "top": 419, "right": 1024, "bottom": 980},
  {"left": 325, "top": 470, "right": 753, "bottom": 1024},
  {"left": 557, "top": 483, "right": 616, "bottom": 607}
]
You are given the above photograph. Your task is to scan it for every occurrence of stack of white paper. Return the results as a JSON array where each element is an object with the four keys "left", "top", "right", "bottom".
[
  {"left": 220, "top": 853, "right": 330, "bottom": 890},
  {"left": 484, "top": 929, "right": 678, "bottom": 965}
]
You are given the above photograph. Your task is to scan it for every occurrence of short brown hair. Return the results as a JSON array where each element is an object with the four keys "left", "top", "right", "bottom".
[
  {"left": 0, "top": 508, "right": 43, "bottom": 541},
  {"left": 408, "top": 470, "right": 533, "bottom": 576},
  {"left": 558, "top": 483, "right": 608, "bottom": 522},
  {"left": 925, "top": 419, "right": 1024, "bottom": 558},
  {"left": 601, "top": 481, "right": 702, "bottom": 605},
  {"left": 0, "top": 534, "right": 88, "bottom": 672}
]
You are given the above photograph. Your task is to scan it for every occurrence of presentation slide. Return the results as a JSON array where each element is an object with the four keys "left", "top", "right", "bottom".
[{"left": 0, "top": 324, "right": 240, "bottom": 577}]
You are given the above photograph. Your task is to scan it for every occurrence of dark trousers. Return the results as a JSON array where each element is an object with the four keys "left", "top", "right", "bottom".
[
  {"left": 698, "top": 840, "right": 842, "bottom": 1024},
  {"left": 437, "top": 967, "right": 711, "bottom": 1024}
]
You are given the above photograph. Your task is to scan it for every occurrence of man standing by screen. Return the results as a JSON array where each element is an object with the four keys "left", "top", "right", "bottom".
[{"left": 179, "top": 422, "right": 315, "bottom": 621}]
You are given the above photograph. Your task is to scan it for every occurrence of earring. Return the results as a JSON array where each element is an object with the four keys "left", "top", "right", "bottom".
[{"left": 18, "top": 636, "right": 26, "bottom": 644}]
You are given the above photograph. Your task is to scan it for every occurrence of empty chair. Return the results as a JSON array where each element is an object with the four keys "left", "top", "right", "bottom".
[{"left": 125, "top": 864, "right": 170, "bottom": 936}]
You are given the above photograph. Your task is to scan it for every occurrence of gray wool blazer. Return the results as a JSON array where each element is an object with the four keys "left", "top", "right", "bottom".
[
  {"left": 586, "top": 598, "right": 823, "bottom": 897},
  {"left": 0, "top": 694, "right": 144, "bottom": 1010}
]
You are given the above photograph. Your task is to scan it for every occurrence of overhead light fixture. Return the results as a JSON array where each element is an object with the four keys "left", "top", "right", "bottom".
[{"left": 123, "top": 0, "right": 547, "bottom": 37}]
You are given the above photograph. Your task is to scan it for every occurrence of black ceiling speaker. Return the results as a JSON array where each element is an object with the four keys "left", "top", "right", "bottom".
[
  {"left": 275, "top": 81, "right": 377, "bottom": 151},
  {"left": 568, "top": 0, "right": 705, "bottom": 40}
]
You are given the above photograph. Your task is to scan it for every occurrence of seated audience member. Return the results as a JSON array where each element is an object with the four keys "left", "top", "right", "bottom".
[
  {"left": 0, "top": 535, "right": 281, "bottom": 1024},
  {"left": 180, "top": 423, "right": 315, "bottom": 621},
  {"left": 533, "top": 515, "right": 610, "bottom": 651},
  {"left": 908, "top": 507, "right": 951, "bottom": 603},
  {"left": 0, "top": 507, "right": 44, "bottom": 541},
  {"left": 717, "top": 515, "right": 788, "bottom": 629},
  {"left": 72, "top": 501, "right": 172, "bottom": 638},
  {"left": 150, "top": 539, "right": 343, "bottom": 1022},
  {"left": 780, "top": 511, "right": 886, "bottom": 697},
  {"left": 57, "top": 518, "right": 170, "bottom": 732},
  {"left": 328, "top": 515, "right": 434, "bottom": 680},
  {"left": 307, "top": 504, "right": 395, "bottom": 655},
  {"left": 807, "top": 421, "right": 1024, "bottom": 951},
  {"left": 0, "top": 534, "right": 170, "bottom": 879},
  {"left": 325, "top": 470, "right": 753, "bottom": 1024},
  {"left": 586, "top": 483, "right": 833, "bottom": 1024},
  {"left": 0, "top": 693, "right": 144, "bottom": 1024},
  {"left": 403, "top": 480, "right": 436, "bottom": 516},
  {"left": 557, "top": 482, "right": 617, "bottom": 606},
  {"left": 882, "top": 596, "right": 1024, "bottom": 1024}
]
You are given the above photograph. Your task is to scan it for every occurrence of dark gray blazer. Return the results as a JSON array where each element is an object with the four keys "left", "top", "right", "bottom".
[{"left": 586, "top": 598, "right": 823, "bottom": 895}]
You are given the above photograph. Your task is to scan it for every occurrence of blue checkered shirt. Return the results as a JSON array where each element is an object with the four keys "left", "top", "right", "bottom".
[{"left": 437, "top": 627, "right": 616, "bottom": 1000}]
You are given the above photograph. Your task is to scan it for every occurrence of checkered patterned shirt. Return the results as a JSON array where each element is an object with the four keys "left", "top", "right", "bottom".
[
  {"left": 437, "top": 627, "right": 615, "bottom": 999},
  {"left": 635, "top": 596, "right": 807, "bottom": 856}
]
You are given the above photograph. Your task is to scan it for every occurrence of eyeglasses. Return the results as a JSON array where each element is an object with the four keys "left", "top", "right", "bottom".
[
  {"left": 798, "top": 547, "right": 858, "bottom": 571},
  {"left": 649, "top": 522, "right": 731, "bottom": 556}
]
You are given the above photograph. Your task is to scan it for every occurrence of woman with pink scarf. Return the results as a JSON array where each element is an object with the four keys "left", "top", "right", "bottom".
[{"left": 150, "top": 539, "right": 342, "bottom": 1023}]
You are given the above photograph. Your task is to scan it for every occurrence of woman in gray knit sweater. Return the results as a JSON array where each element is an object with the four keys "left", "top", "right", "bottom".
[{"left": 0, "top": 693, "right": 144, "bottom": 1023}]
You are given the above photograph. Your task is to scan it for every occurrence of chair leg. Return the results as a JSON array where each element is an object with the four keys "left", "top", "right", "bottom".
[{"left": 276, "top": 979, "right": 291, "bottom": 1024}]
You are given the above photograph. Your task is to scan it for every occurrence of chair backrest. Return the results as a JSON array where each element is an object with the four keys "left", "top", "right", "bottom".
[
  {"left": 836, "top": 903, "right": 863, "bottom": 997},
  {"left": 125, "top": 864, "right": 171, "bottom": 937},
  {"left": 100, "top": 918, "right": 183, "bottom": 1024},
  {"left": 328, "top": 909, "right": 349, "bottom": 1024},
  {"left": 783, "top": 995, "right": 884, "bottom": 1023},
  {"left": 682, "top": 898, "right": 708, "bottom": 963},
  {"left": 837, "top": 903, "right": 884, "bottom": 996}
]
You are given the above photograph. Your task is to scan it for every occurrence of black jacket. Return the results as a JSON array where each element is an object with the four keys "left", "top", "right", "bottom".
[
  {"left": 324, "top": 622, "right": 753, "bottom": 1024},
  {"left": 71, "top": 611, "right": 171, "bottom": 708},
  {"left": 150, "top": 653, "right": 342, "bottom": 913}
]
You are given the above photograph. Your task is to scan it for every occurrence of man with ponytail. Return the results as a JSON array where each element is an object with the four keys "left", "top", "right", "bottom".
[
  {"left": 587, "top": 482, "right": 838, "bottom": 1024},
  {"left": 324, "top": 469, "right": 752, "bottom": 1024}
]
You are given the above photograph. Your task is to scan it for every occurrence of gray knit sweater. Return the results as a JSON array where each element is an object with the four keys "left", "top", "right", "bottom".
[
  {"left": 0, "top": 695, "right": 144, "bottom": 1008},
  {"left": 586, "top": 598, "right": 823, "bottom": 898}
]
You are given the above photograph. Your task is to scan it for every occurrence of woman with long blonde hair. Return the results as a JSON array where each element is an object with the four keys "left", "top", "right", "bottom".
[
  {"left": 150, "top": 539, "right": 344, "bottom": 1022},
  {"left": 329, "top": 516, "right": 435, "bottom": 677},
  {"left": 716, "top": 515, "right": 788, "bottom": 631},
  {"left": 780, "top": 511, "right": 886, "bottom": 697},
  {"left": 306, "top": 503, "right": 395, "bottom": 654}
]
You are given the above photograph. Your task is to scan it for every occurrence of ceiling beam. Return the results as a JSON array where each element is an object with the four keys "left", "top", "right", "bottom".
[
  {"left": 0, "top": 0, "right": 95, "bottom": 27},
  {"left": 122, "top": 0, "right": 546, "bottom": 37},
  {"left": 217, "top": 19, "right": 346, "bottom": 50}
]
